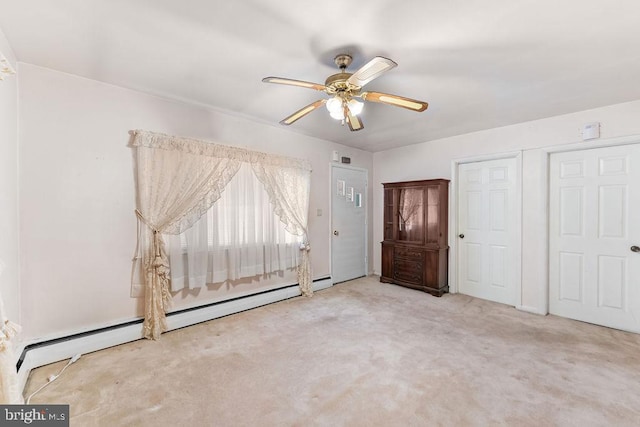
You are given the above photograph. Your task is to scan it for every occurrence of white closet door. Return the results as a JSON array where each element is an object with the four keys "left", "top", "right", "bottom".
[
  {"left": 331, "top": 166, "right": 367, "bottom": 284},
  {"left": 458, "top": 157, "right": 518, "bottom": 305},
  {"left": 549, "top": 144, "right": 640, "bottom": 332}
]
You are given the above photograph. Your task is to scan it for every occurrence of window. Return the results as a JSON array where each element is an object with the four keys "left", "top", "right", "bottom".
[{"left": 166, "top": 163, "right": 301, "bottom": 290}]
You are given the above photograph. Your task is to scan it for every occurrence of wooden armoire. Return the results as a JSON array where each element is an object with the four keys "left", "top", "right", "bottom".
[{"left": 380, "top": 179, "right": 449, "bottom": 296}]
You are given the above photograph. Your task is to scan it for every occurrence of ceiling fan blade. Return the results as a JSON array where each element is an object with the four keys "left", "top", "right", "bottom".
[
  {"left": 343, "top": 104, "right": 364, "bottom": 131},
  {"left": 262, "top": 77, "right": 326, "bottom": 91},
  {"left": 346, "top": 56, "right": 397, "bottom": 88},
  {"left": 280, "top": 99, "right": 327, "bottom": 126},
  {"left": 361, "top": 91, "right": 428, "bottom": 112}
]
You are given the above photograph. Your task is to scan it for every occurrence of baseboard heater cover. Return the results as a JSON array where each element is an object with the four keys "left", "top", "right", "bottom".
[{"left": 16, "top": 276, "right": 332, "bottom": 396}]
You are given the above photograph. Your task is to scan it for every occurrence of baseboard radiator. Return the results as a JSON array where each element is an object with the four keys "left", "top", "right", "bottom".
[{"left": 17, "top": 277, "right": 333, "bottom": 395}]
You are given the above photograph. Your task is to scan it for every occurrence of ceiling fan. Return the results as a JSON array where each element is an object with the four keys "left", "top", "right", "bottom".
[{"left": 262, "top": 54, "right": 428, "bottom": 132}]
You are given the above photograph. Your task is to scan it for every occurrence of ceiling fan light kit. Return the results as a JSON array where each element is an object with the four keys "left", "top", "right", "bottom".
[
  {"left": 326, "top": 96, "right": 363, "bottom": 119},
  {"left": 263, "top": 53, "right": 428, "bottom": 132}
]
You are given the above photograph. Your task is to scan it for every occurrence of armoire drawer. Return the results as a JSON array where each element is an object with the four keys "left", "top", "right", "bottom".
[
  {"left": 394, "top": 246, "right": 424, "bottom": 261},
  {"left": 393, "top": 268, "right": 423, "bottom": 285},
  {"left": 393, "top": 259, "right": 423, "bottom": 285}
]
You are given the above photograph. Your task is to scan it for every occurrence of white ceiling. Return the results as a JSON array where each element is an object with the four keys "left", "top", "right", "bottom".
[{"left": 1, "top": 0, "right": 639, "bottom": 152}]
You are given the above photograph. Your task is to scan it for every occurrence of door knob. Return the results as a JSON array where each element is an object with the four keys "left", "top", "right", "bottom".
[
  {"left": 631, "top": 245, "right": 640, "bottom": 253},
  {"left": 333, "top": 230, "right": 339, "bottom": 236},
  {"left": 459, "top": 234, "right": 465, "bottom": 239}
]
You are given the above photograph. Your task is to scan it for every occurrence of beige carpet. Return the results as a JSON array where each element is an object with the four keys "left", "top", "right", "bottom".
[{"left": 24, "top": 276, "right": 640, "bottom": 426}]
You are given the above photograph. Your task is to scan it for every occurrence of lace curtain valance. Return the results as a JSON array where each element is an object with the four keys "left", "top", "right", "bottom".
[{"left": 130, "top": 130, "right": 312, "bottom": 340}]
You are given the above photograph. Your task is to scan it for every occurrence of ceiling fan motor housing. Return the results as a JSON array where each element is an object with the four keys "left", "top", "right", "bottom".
[{"left": 325, "top": 72, "right": 361, "bottom": 95}]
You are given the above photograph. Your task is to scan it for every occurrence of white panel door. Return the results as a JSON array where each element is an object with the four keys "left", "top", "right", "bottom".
[
  {"left": 549, "top": 144, "right": 640, "bottom": 332},
  {"left": 458, "top": 158, "right": 519, "bottom": 305},
  {"left": 331, "top": 166, "right": 367, "bottom": 284}
]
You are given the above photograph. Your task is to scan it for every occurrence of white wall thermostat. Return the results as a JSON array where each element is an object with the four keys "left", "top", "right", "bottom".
[{"left": 582, "top": 122, "right": 600, "bottom": 140}]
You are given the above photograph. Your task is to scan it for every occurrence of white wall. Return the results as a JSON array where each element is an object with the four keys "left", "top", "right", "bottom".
[
  {"left": 21, "top": 59, "right": 640, "bottom": 343},
  {"left": 373, "top": 99, "right": 640, "bottom": 313},
  {"left": 18, "top": 63, "right": 373, "bottom": 342},
  {"left": 0, "top": 27, "right": 19, "bottom": 325}
]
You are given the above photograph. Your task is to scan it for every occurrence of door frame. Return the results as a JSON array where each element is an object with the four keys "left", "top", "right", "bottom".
[
  {"left": 544, "top": 134, "right": 640, "bottom": 316},
  {"left": 330, "top": 163, "right": 369, "bottom": 284},
  {"left": 449, "top": 151, "right": 523, "bottom": 307}
]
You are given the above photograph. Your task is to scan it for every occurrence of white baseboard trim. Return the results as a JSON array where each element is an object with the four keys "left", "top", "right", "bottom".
[
  {"left": 516, "top": 305, "right": 547, "bottom": 315},
  {"left": 17, "top": 277, "right": 332, "bottom": 397}
]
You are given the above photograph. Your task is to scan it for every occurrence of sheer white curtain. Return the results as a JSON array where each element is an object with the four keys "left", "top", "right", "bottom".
[
  {"left": 130, "top": 130, "right": 312, "bottom": 340},
  {"left": 166, "top": 163, "right": 301, "bottom": 289}
]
